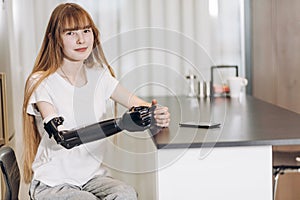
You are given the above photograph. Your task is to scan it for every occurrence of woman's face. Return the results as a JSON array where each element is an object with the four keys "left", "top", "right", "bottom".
[{"left": 61, "top": 27, "right": 94, "bottom": 62}]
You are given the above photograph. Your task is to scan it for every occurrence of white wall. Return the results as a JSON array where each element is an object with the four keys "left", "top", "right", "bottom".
[
  {"left": 3, "top": 0, "right": 245, "bottom": 199},
  {"left": 8, "top": 0, "right": 245, "bottom": 98}
]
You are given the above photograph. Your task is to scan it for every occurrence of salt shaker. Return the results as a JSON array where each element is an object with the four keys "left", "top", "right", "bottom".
[{"left": 186, "top": 74, "right": 197, "bottom": 97}]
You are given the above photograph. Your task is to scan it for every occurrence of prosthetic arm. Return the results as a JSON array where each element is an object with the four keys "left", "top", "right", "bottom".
[{"left": 44, "top": 106, "right": 154, "bottom": 149}]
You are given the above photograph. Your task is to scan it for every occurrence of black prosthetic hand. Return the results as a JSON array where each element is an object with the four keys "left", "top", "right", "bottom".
[
  {"left": 44, "top": 117, "right": 82, "bottom": 149},
  {"left": 117, "top": 106, "right": 152, "bottom": 132},
  {"left": 44, "top": 105, "right": 154, "bottom": 149}
]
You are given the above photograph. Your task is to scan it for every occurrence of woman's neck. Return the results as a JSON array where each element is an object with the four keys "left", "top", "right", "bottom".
[{"left": 58, "top": 60, "right": 87, "bottom": 86}]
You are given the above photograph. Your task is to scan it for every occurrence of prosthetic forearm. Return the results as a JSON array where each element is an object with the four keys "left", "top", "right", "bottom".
[{"left": 44, "top": 106, "right": 152, "bottom": 149}]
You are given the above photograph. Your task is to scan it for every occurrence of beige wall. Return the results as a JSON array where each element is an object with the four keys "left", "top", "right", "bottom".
[
  {"left": 252, "top": 1, "right": 300, "bottom": 199},
  {"left": 252, "top": 0, "right": 300, "bottom": 113}
]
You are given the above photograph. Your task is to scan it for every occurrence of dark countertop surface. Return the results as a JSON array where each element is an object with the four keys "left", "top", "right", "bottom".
[{"left": 148, "top": 95, "right": 300, "bottom": 149}]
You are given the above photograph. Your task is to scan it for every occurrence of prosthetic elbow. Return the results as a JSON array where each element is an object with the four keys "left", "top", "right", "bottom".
[{"left": 44, "top": 106, "right": 152, "bottom": 149}]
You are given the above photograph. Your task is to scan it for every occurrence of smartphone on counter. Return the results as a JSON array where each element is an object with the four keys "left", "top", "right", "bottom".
[{"left": 179, "top": 122, "right": 221, "bottom": 129}]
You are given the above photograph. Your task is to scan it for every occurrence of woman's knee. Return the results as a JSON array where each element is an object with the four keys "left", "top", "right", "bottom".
[{"left": 104, "top": 186, "right": 137, "bottom": 200}]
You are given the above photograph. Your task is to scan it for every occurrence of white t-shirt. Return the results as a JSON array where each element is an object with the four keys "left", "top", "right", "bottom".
[{"left": 27, "top": 65, "right": 119, "bottom": 186}]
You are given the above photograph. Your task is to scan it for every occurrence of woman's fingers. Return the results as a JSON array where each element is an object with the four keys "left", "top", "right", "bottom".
[
  {"left": 154, "top": 106, "right": 171, "bottom": 127},
  {"left": 150, "top": 99, "right": 171, "bottom": 127}
]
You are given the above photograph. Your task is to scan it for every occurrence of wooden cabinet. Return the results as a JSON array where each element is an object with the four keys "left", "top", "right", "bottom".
[{"left": 252, "top": 1, "right": 300, "bottom": 199}]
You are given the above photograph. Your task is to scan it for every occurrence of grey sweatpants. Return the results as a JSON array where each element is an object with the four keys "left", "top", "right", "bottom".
[{"left": 29, "top": 175, "right": 138, "bottom": 200}]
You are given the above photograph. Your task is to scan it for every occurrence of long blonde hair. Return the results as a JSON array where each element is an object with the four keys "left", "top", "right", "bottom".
[{"left": 22, "top": 3, "right": 116, "bottom": 183}]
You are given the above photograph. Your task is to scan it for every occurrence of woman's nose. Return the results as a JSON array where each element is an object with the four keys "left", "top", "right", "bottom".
[{"left": 76, "top": 32, "right": 85, "bottom": 44}]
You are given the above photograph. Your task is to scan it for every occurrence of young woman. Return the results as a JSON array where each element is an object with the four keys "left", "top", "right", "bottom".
[{"left": 22, "top": 3, "right": 170, "bottom": 200}]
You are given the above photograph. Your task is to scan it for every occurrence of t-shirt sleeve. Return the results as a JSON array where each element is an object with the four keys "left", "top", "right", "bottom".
[
  {"left": 101, "top": 68, "right": 119, "bottom": 100},
  {"left": 27, "top": 78, "right": 54, "bottom": 116}
]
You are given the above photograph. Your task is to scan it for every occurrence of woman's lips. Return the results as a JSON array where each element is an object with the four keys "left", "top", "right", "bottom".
[{"left": 75, "top": 47, "right": 87, "bottom": 52}]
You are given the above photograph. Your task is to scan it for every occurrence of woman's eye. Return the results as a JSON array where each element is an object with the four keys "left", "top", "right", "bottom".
[
  {"left": 66, "top": 32, "right": 74, "bottom": 36},
  {"left": 84, "top": 28, "right": 91, "bottom": 33}
]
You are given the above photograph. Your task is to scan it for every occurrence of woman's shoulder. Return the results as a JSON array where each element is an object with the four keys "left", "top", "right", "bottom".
[
  {"left": 26, "top": 71, "right": 43, "bottom": 87},
  {"left": 29, "top": 71, "right": 43, "bottom": 80},
  {"left": 27, "top": 71, "right": 56, "bottom": 88}
]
